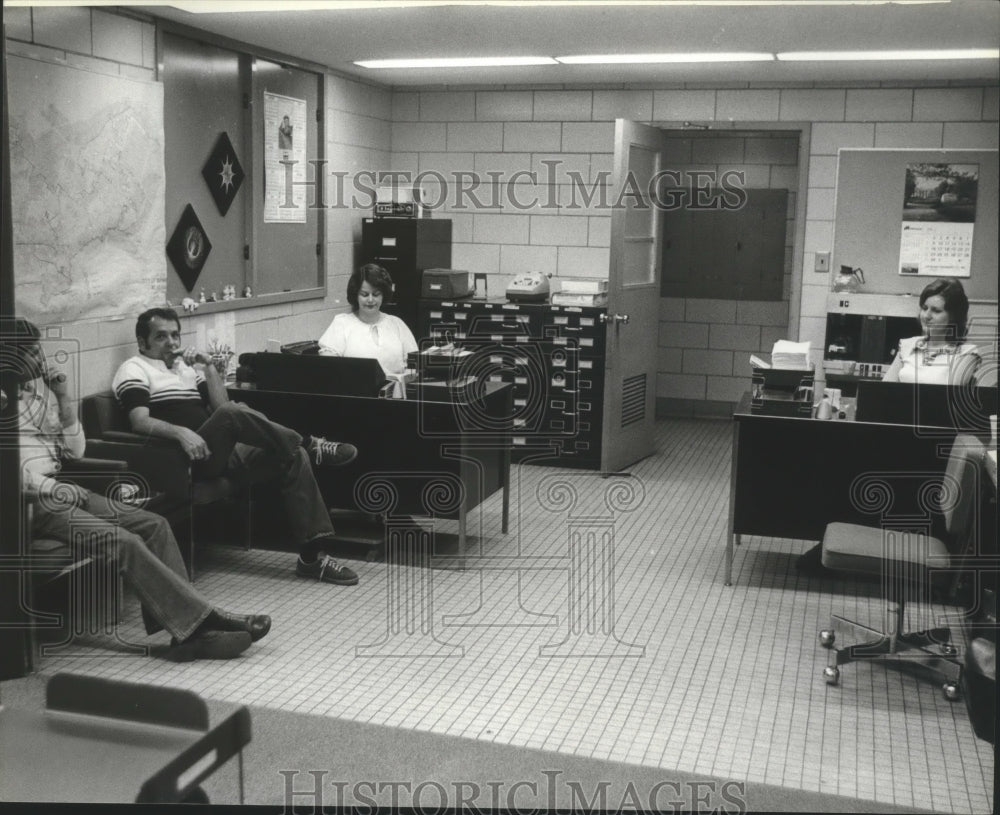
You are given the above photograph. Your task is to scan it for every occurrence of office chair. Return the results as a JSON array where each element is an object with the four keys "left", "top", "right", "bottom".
[
  {"left": 25, "top": 455, "right": 130, "bottom": 658},
  {"left": 80, "top": 391, "right": 250, "bottom": 580},
  {"left": 818, "top": 434, "right": 986, "bottom": 700}
]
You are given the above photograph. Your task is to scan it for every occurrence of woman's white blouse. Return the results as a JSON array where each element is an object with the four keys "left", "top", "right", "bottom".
[
  {"left": 318, "top": 311, "right": 418, "bottom": 376},
  {"left": 893, "top": 335, "right": 979, "bottom": 385}
]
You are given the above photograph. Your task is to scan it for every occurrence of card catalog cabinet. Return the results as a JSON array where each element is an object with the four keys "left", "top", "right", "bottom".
[{"left": 418, "top": 299, "right": 607, "bottom": 468}]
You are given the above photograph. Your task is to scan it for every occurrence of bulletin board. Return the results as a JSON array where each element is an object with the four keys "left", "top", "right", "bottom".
[
  {"left": 832, "top": 148, "right": 998, "bottom": 301},
  {"left": 161, "top": 28, "right": 324, "bottom": 308}
]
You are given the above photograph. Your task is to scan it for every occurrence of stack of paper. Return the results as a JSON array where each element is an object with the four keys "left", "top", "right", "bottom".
[
  {"left": 551, "top": 291, "right": 608, "bottom": 306},
  {"left": 558, "top": 279, "right": 609, "bottom": 294},
  {"left": 770, "top": 340, "right": 812, "bottom": 370}
]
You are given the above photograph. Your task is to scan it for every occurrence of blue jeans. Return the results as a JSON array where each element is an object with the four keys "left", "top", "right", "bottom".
[
  {"left": 32, "top": 492, "right": 212, "bottom": 642},
  {"left": 193, "top": 401, "right": 335, "bottom": 547}
]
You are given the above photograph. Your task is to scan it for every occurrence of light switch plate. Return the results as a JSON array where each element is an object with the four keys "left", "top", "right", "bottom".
[{"left": 815, "top": 252, "right": 830, "bottom": 273}]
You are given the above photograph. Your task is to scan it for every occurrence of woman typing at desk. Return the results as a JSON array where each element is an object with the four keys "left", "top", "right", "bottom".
[
  {"left": 318, "top": 263, "right": 419, "bottom": 397},
  {"left": 882, "top": 278, "right": 981, "bottom": 386}
]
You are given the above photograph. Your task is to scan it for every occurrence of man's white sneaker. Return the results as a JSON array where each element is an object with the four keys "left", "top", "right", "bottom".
[
  {"left": 307, "top": 436, "right": 358, "bottom": 467},
  {"left": 296, "top": 554, "right": 359, "bottom": 586}
]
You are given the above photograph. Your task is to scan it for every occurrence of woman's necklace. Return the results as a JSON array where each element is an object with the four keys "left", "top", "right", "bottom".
[{"left": 917, "top": 338, "right": 956, "bottom": 363}]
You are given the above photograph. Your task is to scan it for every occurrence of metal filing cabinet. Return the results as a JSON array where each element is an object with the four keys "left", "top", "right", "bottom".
[
  {"left": 418, "top": 299, "right": 608, "bottom": 469},
  {"left": 361, "top": 218, "right": 452, "bottom": 337}
]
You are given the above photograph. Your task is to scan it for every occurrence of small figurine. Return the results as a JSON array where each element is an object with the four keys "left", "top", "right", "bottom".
[
  {"left": 242, "top": 285, "right": 253, "bottom": 298},
  {"left": 181, "top": 297, "right": 199, "bottom": 313},
  {"left": 222, "top": 284, "right": 236, "bottom": 301},
  {"left": 207, "top": 291, "right": 218, "bottom": 303},
  {"left": 199, "top": 288, "right": 206, "bottom": 304}
]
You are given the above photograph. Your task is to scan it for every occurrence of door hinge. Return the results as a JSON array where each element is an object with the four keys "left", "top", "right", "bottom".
[
  {"left": 316, "top": 108, "right": 322, "bottom": 123},
  {"left": 244, "top": 244, "right": 250, "bottom": 260},
  {"left": 316, "top": 243, "right": 321, "bottom": 257}
]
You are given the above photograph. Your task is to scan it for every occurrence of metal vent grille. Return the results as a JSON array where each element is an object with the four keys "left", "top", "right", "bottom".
[{"left": 620, "top": 374, "right": 646, "bottom": 427}]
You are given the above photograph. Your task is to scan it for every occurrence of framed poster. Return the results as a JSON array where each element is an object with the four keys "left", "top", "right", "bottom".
[
  {"left": 263, "top": 91, "right": 307, "bottom": 223},
  {"left": 898, "top": 163, "right": 978, "bottom": 278}
]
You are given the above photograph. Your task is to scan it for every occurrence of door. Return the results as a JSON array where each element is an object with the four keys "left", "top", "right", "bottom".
[{"left": 601, "top": 120, "right": 668, "bottom": 472}]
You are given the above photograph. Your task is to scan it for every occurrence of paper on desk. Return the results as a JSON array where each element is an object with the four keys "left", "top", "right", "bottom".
[
  {"left": 423, "top": 346, "right": 473, "bottom": 357},
  {"left": 770, "top": 339, "right": 812, "bottom": 370},
  {"left": 749, "top": 354, "right": 771, "bottom": 369}
]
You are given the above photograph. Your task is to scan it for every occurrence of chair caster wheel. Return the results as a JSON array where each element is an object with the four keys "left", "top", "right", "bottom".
[
  {"left": 942, "top": 682, "right": 961, "bottom": 701},
  {"left": 939, "top": 643, "right": 957, "bottom": 657},
  {"left": 823, "top": 666, "right": 840, "bottom": 685},
  {"left": 819, "top": 630, "right": 836, "bottom": 648}
]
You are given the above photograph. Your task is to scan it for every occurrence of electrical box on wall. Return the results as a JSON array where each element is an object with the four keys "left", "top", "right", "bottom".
[{"left": 815, "top": 252, "right": 830, "bottom": 273}]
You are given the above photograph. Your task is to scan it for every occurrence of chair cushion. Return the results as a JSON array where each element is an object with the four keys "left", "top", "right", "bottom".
[
  {"left": 30, "top": 537, "right": 73, "bottom": 561},
  {"left": 191, "top": 476, "right": 241, "bottom": 505},
  {"left": 29, "top": 538, "right": 98, "bottom": 585},
  {"left": 821, "top": 521, "right": 950, "bottom": 575}
]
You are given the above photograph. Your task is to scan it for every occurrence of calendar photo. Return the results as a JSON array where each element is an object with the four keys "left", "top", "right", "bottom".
[{"left": 898, "top": 163, "right": 978, "bottom": 277}]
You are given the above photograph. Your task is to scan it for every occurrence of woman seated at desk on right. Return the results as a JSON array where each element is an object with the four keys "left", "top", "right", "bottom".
[
  {"left": 882, "top": 278, "right": 981, "bottom": 386},
  {"left": 318, "top": 263, "right": 418, "bottom": 397}
]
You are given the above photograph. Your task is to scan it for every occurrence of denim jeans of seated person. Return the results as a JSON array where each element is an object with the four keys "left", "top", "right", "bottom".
[
  {"left": 32, "top": 491, "right": 213, "bottom": 642},
  {"left": 189, "top": 401, "right": 336, "bottom": 546}
]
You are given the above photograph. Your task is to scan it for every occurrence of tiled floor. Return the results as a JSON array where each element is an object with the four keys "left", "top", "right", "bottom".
[{"left": 18, "top": 418, "right": 995, "bottom": 813}]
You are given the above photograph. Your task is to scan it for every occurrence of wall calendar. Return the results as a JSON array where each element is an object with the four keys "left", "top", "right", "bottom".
[{"left": 898, "top": 163, "right": 978, "bottom": 278}]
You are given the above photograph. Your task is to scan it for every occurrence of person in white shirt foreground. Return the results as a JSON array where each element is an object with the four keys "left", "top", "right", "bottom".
[{"left": 4, "top": 317, "right": 269, "bottom": 661}]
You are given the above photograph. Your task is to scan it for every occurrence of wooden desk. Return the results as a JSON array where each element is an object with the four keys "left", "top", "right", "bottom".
[
  {"left": 727, "top": 393, "right": 964, "bottom": 585},
  {"left": 229, "top": 383, "right": 512, "bottom": 563}
]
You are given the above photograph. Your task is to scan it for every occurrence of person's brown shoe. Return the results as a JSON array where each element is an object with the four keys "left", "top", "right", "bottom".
[
  {"left": 211, "top": 611, "right": 272, "bottom": 642},
  {"left": 166, "top": 630, "right": 251, "bottom": 662}
]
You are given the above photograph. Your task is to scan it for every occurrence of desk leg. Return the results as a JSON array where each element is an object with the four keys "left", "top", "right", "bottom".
[
  {"left": 501, "top": 445, "right": 511, "bottom": 535},
  {"left": 457, "top": 503, "right": 467, "bottom": 570},
  {"left": 726, "top": 419, "right": 741, "bottom": 587}
]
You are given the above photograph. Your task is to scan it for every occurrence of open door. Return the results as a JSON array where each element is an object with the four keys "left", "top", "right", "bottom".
[{"left": 601, "top": 120, "right": 668, "bottom": 473}]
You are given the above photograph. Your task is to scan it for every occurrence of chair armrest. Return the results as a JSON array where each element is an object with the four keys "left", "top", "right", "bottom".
[
  {"left": 99, "top": 429, "right": 177, "bottom": 447},
  {"left": 61, "top": 456, "right": 128, "bottom": 473},
  {"left": 57, "top": 456, "right": 128, "bottom": 494},
  {"left": 84, "top": 439, "right": 192, "bottom": 498}
]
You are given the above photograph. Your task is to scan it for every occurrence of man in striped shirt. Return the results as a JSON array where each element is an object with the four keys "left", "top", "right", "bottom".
[{"left": 112, "top": 307, "right": 360, "bottom": 586}]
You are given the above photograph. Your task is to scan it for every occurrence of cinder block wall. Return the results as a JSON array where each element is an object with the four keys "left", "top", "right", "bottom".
[
  {"left": 4, "top": 6, "right": 391, "bottom": 395},
  {"left": 6, "top": 6, "right": 998, "bottom": 409},
  {"left": 388, "top": 85, "right": 999, "bottom": 415},
  {"left": 656, "top": 132, "right": 798, "bottom": 416}
]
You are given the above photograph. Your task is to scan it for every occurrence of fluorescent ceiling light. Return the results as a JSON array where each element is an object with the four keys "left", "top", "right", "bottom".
[
  {"left": 11, "top": 0, "right": 943, "bottom": 12},
  {"left": 557, "top": 53, "right": 774, "bottom": 64},
  {"left": 355, "top": 56, "right": 558, "bottom": 69},
  {"left": 778, "top": 49, "right": 1000, "bottom": 61},
  {"left": 94, "top": 0, "right": 953, "bottom": 12}
]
